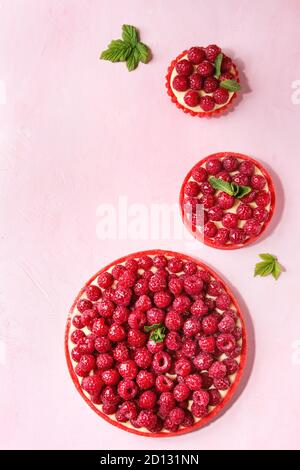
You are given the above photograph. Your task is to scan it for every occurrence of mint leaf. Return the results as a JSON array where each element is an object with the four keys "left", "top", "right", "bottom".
[
  {"left": 100, "top": 39, "right": 131, "bottom": 62},
  {"left": 220, "top": 79, "right": 241, "bottom": 92},
  {"left": 122, "top": 24, "right": 138, "bottom": 45},
  {"left": 136, "top": 42, "right": 150, "bottom": 63},
  {"left": 272, "top": 261, "right": 282, "bottom": 280},
  {"left": 144, "top": 323, "right": 162, "bottom": 332},
  {"left": 150, "top": 326, "right": 166, "bottom": 343},
  {"left": 126, "top": 48, "right": 140, "bottom": 71},
  {"left": 209, "top": 176, "right": 234, "bottom": 195},
  {"left": 254, "top": 254, "right": 283, "bottom": 280},
  {"left": 259, "top": 253, "right": 275, "bottom": 262},
  {"left": 234, "top": 185, "right": 252, "bottom": 199},
  {"left": 214, "top": 53, "right": 223, "bottom": 79}
]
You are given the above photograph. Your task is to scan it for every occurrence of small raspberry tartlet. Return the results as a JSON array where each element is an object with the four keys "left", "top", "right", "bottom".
[
  {"left": 65, "top": 250, "right": 247, "bottom": 437},
  {"left": 166, "top": 45, "right": 241, "bottom": 117},
  {"left": 180, "top": 152, "right": 276, "bottom": 249}
]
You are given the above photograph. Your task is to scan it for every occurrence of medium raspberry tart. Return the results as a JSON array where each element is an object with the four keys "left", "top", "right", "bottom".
[
  {"left": 65, "top": 250, "right": 247, "bottom": 436},
  {"left": 166, "top": 45, "right": 241, "bottom": 117},
  {"left": 180, "top": 152, "right": 276, "bottom": 249}
]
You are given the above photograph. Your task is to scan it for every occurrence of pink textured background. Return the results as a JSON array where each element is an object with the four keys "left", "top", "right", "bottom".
[{"left": 1, "top": 0, "right": 300, "bottom": 450}]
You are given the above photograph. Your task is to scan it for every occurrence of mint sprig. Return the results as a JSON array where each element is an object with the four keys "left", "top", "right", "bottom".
[
  {"left": 209, "top": 176, "right": 251, "bottom": 199},
  {"left": 254, "top": 254, "right": 283, "bottom": 280},
  {"left": 214, "top": 53, "right": 223, "bottom": 79},
  {"left": 144, "top": 323, "right": 166, "bottom": 343},
  {"left": 100, "top": 25, "right": 151, "bottom": 71},
  {"left": 220, "top": 79, "right": 241, "bottom": 92}
]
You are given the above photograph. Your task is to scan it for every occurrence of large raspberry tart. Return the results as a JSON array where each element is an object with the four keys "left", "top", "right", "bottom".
[
  {"left": 166, "top": 45, "right": 240, "bottom": 117},
  {"left": 180, "top": 152, "right": 276, "bottom": 249},
  {"left": 65, "top": 250, "right": 247, "bottom": 436}
]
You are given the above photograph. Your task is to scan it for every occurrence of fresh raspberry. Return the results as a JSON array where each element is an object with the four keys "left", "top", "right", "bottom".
[
  {"left": 127, "top": 329, "right": 147, "bottom": 348},
  {"left": 152, "top": 254, "right": 167, "bottom": 268},
  {"left": 255, "top": 190, "right": 270, "bottom": 207},
  {"left": 124, "top": 258, "right": 138, "bottom": 272},
  {"left": 191, "top": 166, "right": 208, "bottom": 183},
  {"left": 147, "top": 308, "right": 165, "bottom": 327},
  {"left": 85, "top": 285, "right": 102, "bottom": 302},
  {"left": 190, "top": 300, "right": 208, "bottom": 318},
  {"left": 118, "top": 379, "right": 138, "bottom": 400},
  {"left": 232, "top": 173, "right": 250, "bottom": 186},
  {"left": 115, "top": 410, "right": 128, "bottom": 423},
  {"left": 185, "top": 181, "right": 201, "bottom": 197},
  {"left": 91, "top": 317, "right": 108, "bottom": 337},
  {"left": 158, "top": 391, "right": 176, "bottom": 411},
  {"left": 239, "top": 160, "right": 255, "bottom": 176},
  {"left": 136, "top": 370, "right": 155, "bottom": 390},
  {"left": 149, "top": 274, "right": 167, "bottom": 293},
  {"left": 199, "top": 335, "right": 215, "bottom": 353},
  {"left": 97, "top": 272, "right": 114, "bottom": 289},
  {"left": 222, "top": 213, "right": 238, "bottom": 229},
  {"left": 96, "top": 353, "right": 114, "bottom": 371},
  {"left": 182, "top": 338, "right": 198, "bottom": 358},
  {"left": 184, "top": 373, "right": 202, "bottom": 391},
  {"left": 135, "top": 294, "right": 152, "bottom": 311},
  {"left": 200, "top": 180, "right": 215, "bottom": 195},
  {"left": 94, "top": 336, "right": 111, "bottom": 353},
  {"left": 208, "top": 361, "right": 227, "bottom": 379},
  {"left": 172, "top": 75, "right": 189, "bottom": 91},
  {"left": 174, "top": 358, "right": 192, "bottom": 377},
  {"left": 197, "top": 60, "right": 214, "bottom": 77},
  {"left": 97, "top": 299, "right": 115, "bottom": 318},
  {"left": 216, "top": 170, "right": 232, "bottom": 182},
  {"left": 165, "top": 310, "right": 183, "bottom": 331},
  {"left": 183, "top": 275, "right": 203, "bottom": 296},
  {"left": 215, "top": 228, "right": 230, "bottom": 245},
  {"left": 229, "top": 228, "right": 246, "bottom": 244},
  {"left": 188, "top": 46, "right": 206, "bottom": 64},
  {"left": 113, "top": 343, "right": 129, "bottom": 362},
  {"left": 80, "top": 309, "right": 97, "bottom": 328},
  {"left": 242, "top": 189, "right": 257, "bottom": 203},
  {"left": 138, "top": 390, "right": 157, "bottom": 409},
  {"left": 173, "top": 383, "right": 190, "bottom": 402},
  {"left": 102, "top": 403, "right": 118, "bottom": 414},
  {"left": 251, "top": 174, "right": 266, "bottom": 190},
  {"left": 221, "top": 55, "right": 233, "bottom": 72},
  {"left": 168, "top": 257, "right": 184, "bottom": 273},
  {"left": 193, "top": 389, "right": 210, "bottom": 407},
  {"left": 147, "top": 338, "right": 164, "bottom": 354},
  {"left": 82, "top": 375, "right": 103, "bottom": 396},
  {"left": 224, "top": 308, "right": 238, "bottom": 320},
  {"left": 77, "top": 336, "right": 95, "bottom": 354},
  {"left": 112, "top": 306, "right": 129, "bottom": 325},
  {"left": 112, "top": 264, "right": 126, "bottom": 280},
  {"left": 223, "top": 358, "right": 239, "bottom": 375},
  {"left": 244, "top": 219, "right": 262, "bottom": 237},
  {"left": 137, "top": 410, "right": 158, "bottom": 431},
  {"left": 101, "top": 385, "right": 120, "bottom": 405},
  {"left": 141, "top": 270, "right": 154, "bottom": 280},
  {"left": 213, "top": 88, "right": 229, "bottom": 104},
  {"left": 71, "top": 329, "right": 85, "bottom": 344},
  {"left": 183, "top": 317, "right": 201, "bottom": 337},
  {"left": 205, "top": 298, "right": 216, "bottom": 311},
  {"left": 226, "top": 345, "right": 242, "bottom": 359},
  {"left": 216, "top": 333, "right": 236, "bottom": 353},
  {"left": 232, "top": 326, "right": 242, "bottom": 340},
  {"left": 189, "top": 73, "right": 203, "bottom": 90},
  {"left": 134, "top": 278, "right": 149, "bottom": 296},
  {"left": 218, "top": 314, "right": 235, "bottom": 333},
  {"left": 118, "top": 270, "right": 137, "bottom": 288},
  {"left": 203, "top": 76, "right": 219, "bottom": 93},
  {"left": 168, "top": 277, "right": 184, "bottom": 295},
  {"left": 77, "top": 299, "right": 93, "bottom": 313},
  {"left": 208, "top": 205, "right": 224, "bottom": 221},
  {"left": 222, "top": 155, "right": 238, "bottom": 172},
  {"left": 169, "top": 407, "right": 185, "bottom": 425},
  {"left": 216, "top": 293, "right": 231, "bottom": 310},
  {"left": 90, "top": 392, "right": 102, "bottom": 405},
  {"left": 113, "top": 286, "right": 132, "bottom": 306},
  {"left": 133, "top": 348, "right": 152, "bottom": 370},
  {"left": 108, "top": 324, "right": 126, "bottom": 342},
  {"left": 71, "top": 347, "right": 82, "bottom": 362},
  {"left": 72, "top": 315, "right": 83, "bottom": 329},
  {"left": 206, "top": 159, "right": 223, "bottom": 177},
  {"left": 205, "top": 44, "right": 221, "bottom": 61},
  {"left": 208, "top": 388, "right": 222, "bottom": 406},
  {"left": 101, "top": 368, "right": 120, "bottom": 386},
  {"left": 193, "top": 352, "right": 214, "bottom": 371},
  {"left": 165, "top": 331, "right": 182, "bottom": 351},
  {"left": 200, "top": 372, "right": 213, "bottom": 389},
  {"left": 175, "top": 59, "right": 193, "bottom": 76},
  {"left": 119, "top": 401, "right": 138, "bottom": 420},
  {"left": 237, "top": 203, "right": 253, "bottom": 220},
  {"left": 207, "top": 281, "right": 222, "bottom": 296},
  {"left": 217, "top": 192, "right": 235, "bottom": 209},
  {"left": 173, "top": 295, "right": 191, "bottom": 313},
  {"left": 204, "top": 221, "right": 217, "bottom": 238},
  {"left": 220, "top": 72, "right": 234, "bottom": 81},
  {"left": 118, "top": 360, "right": 138, "bottom": 379},
  {"left": 128, "top": 310, "right": 146, "bottom": 330},
  {"left": 214, "top": 377, "right": 230, "bottom": 390},
  {"left": 182, "top": 410, "right": 195, "bottom": 427},
  {"left": 152, "top": 351, "right": 172, "bottom": 373},
  {"left": 75, "top": 354, "right": 96, "bottom": 377},
  {"left": 253, "top": 207, "right": 268, "bottom": 222},
  {"left": 163, "top": 417, "right": 179, "bottom": 432},
  {"left": 199, "top": 95, "right": 215, "bottom": 111},
  {"left": 137, "top": 256, "right": 153, "bottom": 271},
  {"left": 153, "top": 291, "right": 171, "bottom": 309},
  {"left": 191, "top": 402, "right": 207, "bottom": 418},
  {"left": 102, "top": 287, "right": 115, "bottom": 301},
  {"left": 156, "top": 267, "right": 169, "bottom": 279},
  {"left": 156, "top": 375, "right": 174, "bottom": 392}
]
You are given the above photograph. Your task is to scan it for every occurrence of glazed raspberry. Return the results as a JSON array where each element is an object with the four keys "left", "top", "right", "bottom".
[
  {"left": 202, "top": 314, "right": 219, "bottom": 335},
  {"left": 253, "top": 207, "right": 268, "bottom": 222},
  {"left": 118, "top": 379, "right": 138, "bottom": 400},
  {"left": 138, "top": 255, "right": 153, "bottom": 270},
  {"left": 112, "top": 264, "right": 126, "bottom": 280},
  {"left": 77, "top": 336, "right": 95, "bottom": 354},
  {"left": 169, "top": 407, "right": 185, "bottom": 426},
  {"left": 218, "top": 314, "right": 235, "bottom": 333},
  {"left": 118, "top": 360, "right": 138, "bottom": 379},
  {"left": 77, "top": 298, "right": 93, "bottom": 313},
  {"left": 174, "top": 358, "right": 192, "bottom": 377},
  {"left": 216, "top": 228, "right": 230, "bottom": 245},
  {"left": 165, "top": 310, "right": 182, "bottom": 331},
  {"left": 182, "top": 338, "right": 198, "bottom": 358},
  {"left": 102, "top": 287, "right": 115, "bottom": 301},
  {"left": 158, "top": 391, "right": 176, "bottom": 412},
  {"left": 222, "top": 213, "right": 238, "bottom": 229},
  {"left": 124, "top": 258, "right": 138, "bottom": 272},
  {"left": 200, "top": 180, "right": 215, "bottom": 195},
  {"left": 205, "top": 44, "right": 221, "bottom": 61},
  {"left": 97, "top": 272, "right": 114, "bottom": 289},
  {"left": 221, "top": 55, "right": 232, "bottom": 72},
  {"left": 208, "top": 205, "right": 224, "bottom": 221},
  {"left": 152, "top": 351, "right": 172, "bottom": 373},
  {"left": 205, "top": 158, "right": 222, "bottom": 176},
  {"left": 214, "top": 376, "right": 230, "bottom": 390},
  {"left": 189, "top": 73, "right": 203, "bottom": 90},
  {"left": 223, "top": 357, "right": 239, "bottom": 375},
  {"left": 203, "top": 76, "right": 219, "bottom": 93},
  {"left": 101, "top": 368, "right": 120, "bottom": 386},
  {"left": 232, "top": 173, "right": 249, "bottom": 186},
  {"left": 72, "top": 315, "right": 83, "bottom": 329},
  {"left": 149, "top": 274, "right": 167, "bottom": 293},
  {"left": 128, "top": 310, "right": 147, "bottom": 330},
  {"left": 229, "top": 228, "right": 246, "bottom": 244},
  {"left": 136, "top": 370, "right": 155, "bottom": 390},
  {"left": 173, "top": 294, "right": 191, "bottom": 313},
  {"left": 216, "top": 170, "right": 232, "bottom": 182},
  {"left": 191, "top": 166, "right": 208, "bottom": 183},
  {"left": 153, "top": 291, "right": 172, "bottom": 309},
  {"left": 113, "top": 343, "right": 129, "bottom": 362},
  {"left": 80, "top": 309, "right": 97, "bottom": 328},
  {"left": 135, "top": 294, "right": 152, "bottom": 311},
  {"left": 133, "top": 349, "right": 151, "bottom": 370},
  {"left": 191, "top": 403, "right": 207, "bottom": 418},
  {"left": 139, "top": 390, "right": 157, "bottom": 409},
  {"left": 71, "top": 347, "right": 81, "bottom": 362},
  {"left": 199, "top": 95, "right": 215, "bottom": 111},
  {"left": 173, "top": 383, "right": 190, "bottom": 402},
  {"left": 118, "top": 270, "right": 137, "bottom": 288},
  {"left": 208, "top": 361, "right": 227, "bottom": 379},
  {"left": 222, "top": 155, "right": 239, "bottom": 172},
  {"left": 119, "top": 401, "right": 138, "bottom": 420},
  {"left": 108, "top": 324, "right": 126, "bottom": 342},
  {"left": 216, "top": 333, "right": 236, "bottom": 353},
  {"left": 217, "top": 192, "right": 235, "bottom": 209},
  {"left": 182, "top": 262, "right": 197, "bottom": 276},
  {"left": 213, "top": 88, "right": 229, "bottom": 104},
  {"left": 190, "top": 299, "right": 208, "bottom": 317},
  {"left": 237, "top": 203, "right": 253, "bottom": 220},
  {"left": 239, "top": 160, "right": 255, "bottom": 176},
  {"left": 101, "top": 385, "right": 120, "bottom": 405},
  {"left": 168, "top": 277, "right": 184, "bottom": 296},
  {"left": 251, "top": 174, "right": 266, "bottom": 190},
  {"left": 137, "top": 410, "right": 158, "bottom": 431},
  {"left": 184, "top": 275, "right": 203, "bottom": 295},
  {"left": 166, "top": 331, "right": 182, "bottom": 350},
  {"left": 82, "top": 375, "right": 103, "bottom": 396},
  {"left": 175, "top": 59, "right": 193, "bottom": 76},
  {"left": 167, "top": 257, "right": 183, "bottom": 273},
  {"left": 97, "top": 299, "right": 115, "bottom": 318},
  {"left": 184, "top": 181, "right": 200, "bottom": 197},
  {"left": 208, "top": 388, "right": 222, "bottom": 406},
  {"left": 172, "top": 75, "right": 189, "bottom": 91},
  {"left": 112, "top": 306, "right": 129, "bottom": 325},
  {"left": 183, "top": 317, "right": 201, "bottom": 337},
  {"left": 113, "top": 286, "right": 132, "bottom": 306},
  {"left": 204, "top": 221, "right": 217, "bottom": 238},
  {"left": 193, "top": 389, "right": 210, "bottom": 407},
  {"left": 197, "top": 60, "right": 214, "bottom": 77},
  {"left": 199, "top": 335, "right": 215, "bottom": 353},
  {"left": 96, "top": 353, "right": 114, "bottom": 371},
  {"left": 255, "top": 190, "right": 270, "bottom": 207},
  {"left": 188, "top": 46, "right": 206, "bottom": 64},
  {"left": 156, "top": 375, "right": 174, "bottom": 392},
  {"left": 86, "top": 286, "right": 102, "bottom": 303},
  {"left": 71, "top": 329, "right": 85, "bottom": 344},
  {"left": 216, "top": 293, "right": 231, "bottom": 310},
  {"left": 102, "top": 403, "right": 117, "bottom": 414},
  {"left": 94, "top": 336, "right": 111, "bottom": 353},
  {"left": 127, "top": 329, "right": 147, "bottom": 348},
  {"left": 185, "top": 373, "right": 202, "bottom": 391},
  {"left": 147, "top": 339, "right": 164, "bottom": 354},
  {"left": 244, "top": 219, "right": 261, "bottom": 237},
  {"left": 193, "top": 352, "right": 214, "bottom": 371},
  {"left": 75, "top": 354, "right": 96, "bottom": 376},
  {"left": 91, "top": 317, "right": 108, "bottom": 337}
]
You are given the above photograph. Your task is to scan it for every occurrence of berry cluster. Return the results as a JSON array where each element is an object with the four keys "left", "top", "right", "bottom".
[
  {"left": 170, "top": 45, "right": 238, "bottom": 113},
  {"left": 182, "top": 154, "right": 273, "bottom": 247},
  {"left": 68, "top": 252, "right": 243, "bottom": 434}
]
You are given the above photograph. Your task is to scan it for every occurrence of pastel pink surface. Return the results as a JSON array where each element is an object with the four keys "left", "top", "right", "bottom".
[{"left": 0, "top": 0, "right": 300, "bottom": 450}]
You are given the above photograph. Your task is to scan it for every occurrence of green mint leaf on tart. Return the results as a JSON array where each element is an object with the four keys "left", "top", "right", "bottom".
[
  {"left": 231, "top": 183, "right": 252, "bottom": 198},
  {"left": 209, "top": 176, "right": 251, "bottom": 199},
  {"left": 144, "top": 323, "right": 163, "bottom": 332},
  {"left": 122, "top": 24, "right": 138, "bottom": 45},
  {"left": 214, "top": 53, "right": 223, "bottom": 79},
  {"left": 144, "top": 323, "right": 166, "bottom": 343},
  {"left": 220, "top": 79, "right": 241, "bottom": 92},
  {"left": 254, "top": 254, "right": 283, "bottom": 280}
]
